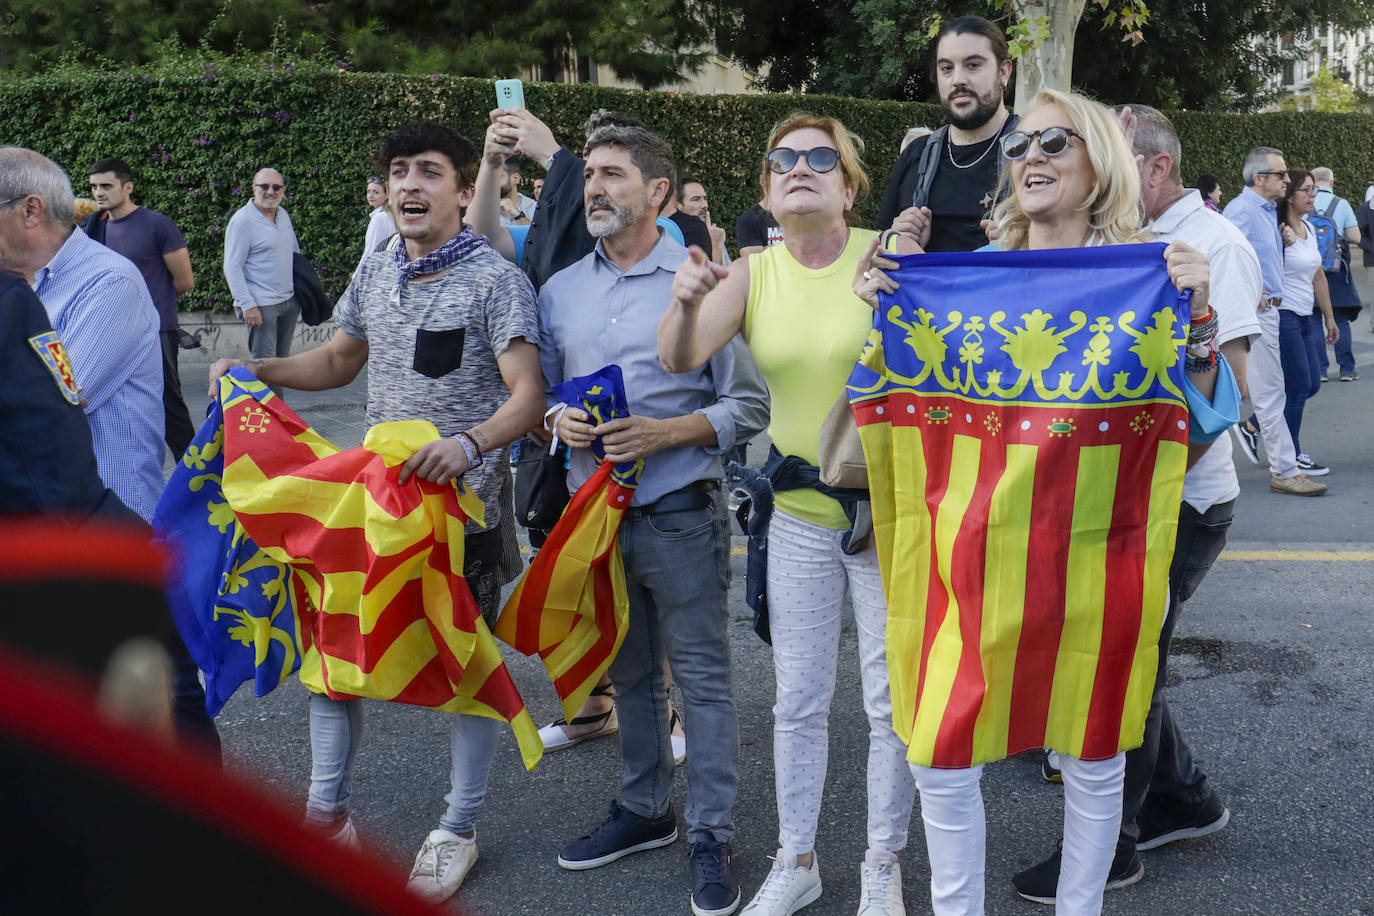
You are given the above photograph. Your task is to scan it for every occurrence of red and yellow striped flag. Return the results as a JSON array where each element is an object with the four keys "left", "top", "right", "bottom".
[
  {"left": 216, "top": 370, "right": 543, "bottom": 769},
  {"left": 494, "top": 364, "right": 641, "bottom": 721},
  {"left": 495, "top": 458, "right": 641, "bottom": 721},
  {"left": 851, "top": 244, "right": 1189, "bottom": 768}
]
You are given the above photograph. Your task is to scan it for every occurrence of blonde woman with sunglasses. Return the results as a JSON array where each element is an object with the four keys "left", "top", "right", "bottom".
[{"left": 848, "top": 89, "right": 1222, "bottom": 916}]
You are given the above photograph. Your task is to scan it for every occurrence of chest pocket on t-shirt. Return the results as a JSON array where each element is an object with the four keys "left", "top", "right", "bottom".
[{"left": 413, "top": 327, "right": 465, "bottom": 378}]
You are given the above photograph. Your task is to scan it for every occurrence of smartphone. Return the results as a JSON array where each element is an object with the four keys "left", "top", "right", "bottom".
[{"left": 495, "top": 79, "right": 525, "bottom": 111}]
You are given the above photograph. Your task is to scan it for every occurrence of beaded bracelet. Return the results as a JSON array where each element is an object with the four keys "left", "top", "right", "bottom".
[{"left": 1184, "top": 345, "right": 1217, "bottom": 374}]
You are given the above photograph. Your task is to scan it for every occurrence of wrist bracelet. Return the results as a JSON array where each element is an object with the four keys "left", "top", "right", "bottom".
[
  {"left": 1184, "top": 344, "right": 1217, "bottom": 374},
  {"left": 1188, "top": 310, "right": 1219, "bottom": 345},
  {"left": 452, "top": 434, "right": 478, "bottom": 468},
  {"left": 457, "top": 430, "right": 483, "bottom": 462}
]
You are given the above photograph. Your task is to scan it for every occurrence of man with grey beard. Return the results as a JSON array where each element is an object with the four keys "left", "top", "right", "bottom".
[{"left": 535, "top": 122, "right": 768, "bottom": 916}]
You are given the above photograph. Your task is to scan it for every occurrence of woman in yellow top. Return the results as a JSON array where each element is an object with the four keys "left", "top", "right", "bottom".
[{"left": 660, "top": 112, "right": 920, "bottom": 916}]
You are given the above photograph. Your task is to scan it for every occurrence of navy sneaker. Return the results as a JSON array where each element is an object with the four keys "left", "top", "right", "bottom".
[
  {"left": 1012, "top": 845, "right": 1143, "bottom": 904},
  {"left": 690, "top": 839, "right": 741, "bottom": 916},
  {"left": 557, "top": 801, "right": 677, "bottom": 870},
  {"left": 1296, "top": 453, "right": 1330, "bottom": 476},
  {"left": 1136, "top": 793, "right": 1230, "bottom": 851},
  {"left": 1233, "top": 422, "right": 1260, "bottom": 465}
]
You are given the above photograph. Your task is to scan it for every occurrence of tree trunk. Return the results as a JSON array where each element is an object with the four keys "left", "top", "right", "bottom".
[{"left": 1012, "top": 0, "right": 1087, "bottom": 112}]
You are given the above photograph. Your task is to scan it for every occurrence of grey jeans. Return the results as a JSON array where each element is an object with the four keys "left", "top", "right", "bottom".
[
  {"left": 610, "top": 485, "right": 739, "bottom": 845},
  {"left": 246, "top": 295, "right": 300, "bottom": 361}
]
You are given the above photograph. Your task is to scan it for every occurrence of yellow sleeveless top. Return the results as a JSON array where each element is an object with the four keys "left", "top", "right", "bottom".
[{"left": 744, "top": 228, "right": 877, "bottom": 529}]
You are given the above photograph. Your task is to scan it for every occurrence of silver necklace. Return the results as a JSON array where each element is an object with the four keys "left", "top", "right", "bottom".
[{"left": 946, "top": 132, "right": 999, "bottom": 170}]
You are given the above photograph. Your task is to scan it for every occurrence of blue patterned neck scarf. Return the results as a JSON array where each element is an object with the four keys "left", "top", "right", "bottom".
[{"left": 392, "top": 226, "right": 490, "bottom": 289}]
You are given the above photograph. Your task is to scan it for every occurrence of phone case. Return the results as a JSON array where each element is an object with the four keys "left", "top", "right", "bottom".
[{"left": 495, "top": 79, "right": 525, "bottom": 110}]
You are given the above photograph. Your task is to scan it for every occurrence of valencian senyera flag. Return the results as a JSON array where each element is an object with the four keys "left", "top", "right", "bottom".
[
  {"left": 851, "top": 242, "right": 1191, "bottom": 769},
  {"left": 154, "top": 389, "right": 305, "bottom": 718},
  {"left": 495, "top": 365, "right": 643, "bottom": 722},
  {"left": 155, "top": 368, "right": 542, "bottom": 768}
]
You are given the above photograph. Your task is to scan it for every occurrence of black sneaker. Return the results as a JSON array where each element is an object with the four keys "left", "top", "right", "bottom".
[
  {"left": 557, "top": 801, "right": 677, "bottom": 870},
  {"left": 689, "top": 839, "right": 741, "bottom": 916},
  {"left": 1296, "top": 453, "right": 1330, "bottom": 476},
  {"left": 1012, "top": 845, "right": 1144, "bottom": 904},
  {"left": 1136, "top": 794, "right": 1230, "bottom": 851},
  {"left": 1233, "top": 423, "right": 1260, "bottom": 465},
  {"left": 1040, "top": 751, "right": 1062, "bottom": 784}
]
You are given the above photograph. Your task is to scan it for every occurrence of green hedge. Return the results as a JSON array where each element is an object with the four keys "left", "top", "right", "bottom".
[{"left": 2, "top": 59, "right": 1372, "bottom": 312}]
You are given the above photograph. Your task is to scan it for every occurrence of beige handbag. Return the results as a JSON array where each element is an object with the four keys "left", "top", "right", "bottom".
[{"left": 818, "top": 391, "right": 867, "bottom": 489}]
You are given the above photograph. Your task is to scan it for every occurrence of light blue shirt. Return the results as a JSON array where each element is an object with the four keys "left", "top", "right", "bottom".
[
  {"left": 1313, "top": 187, "right": 1358, "bottom": 233},
  {"left": 1222, "top": 186, "right": 1284, "bottom": 299},
  {"left": 34, "top": 228, "right": 165, "bottom": 521},
  {"left": 223, "top": 201, "right": 299, "bottom": 311},
  {"left": 537, "top": 230, "right": 769, "bottom": 505}
]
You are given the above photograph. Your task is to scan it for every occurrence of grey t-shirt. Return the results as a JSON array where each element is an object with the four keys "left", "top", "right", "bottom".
[{"left": 334, "top": 245, "right": 539, "bottom": 530}]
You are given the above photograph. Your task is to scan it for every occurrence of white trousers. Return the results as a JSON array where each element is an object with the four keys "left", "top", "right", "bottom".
[
  {"left": 912, "top": 753, "right": 1126, "bottom": 916},
  {"left": 1247, "top": 307, "right": 1299, "bottom": 478},
  {"left": 766, "top": 509, "right": 917, "bottom": 859}
]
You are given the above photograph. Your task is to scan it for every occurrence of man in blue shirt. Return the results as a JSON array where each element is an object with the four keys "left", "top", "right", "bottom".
[
  {"left": 539, "top": 122, "right": 768, "bottom": 916},
  {"left": 1311, "top": 167, "right": 1362, "bottom": 381},
  {"left": 1222, "top": 147, "right": 1314, "bottom": 493},
  {"left": 0, "top": 146, "right": 219, "bottom": 755},
  {"left": 83, "top": 156, "right": 198, "bottom": 459},
  {"left": 0, "top": 147, "right": 165, "bottom": 522}
]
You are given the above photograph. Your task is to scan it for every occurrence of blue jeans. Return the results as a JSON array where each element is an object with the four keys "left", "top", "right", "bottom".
[
  {"left": 1315, "top": 308, "right": 1357, "bottom": 377},
  {"left": 306, "top": 695, "right": 499, "bottom": 835},
  {"left": 1119, "top": 499, "right": 1233, "bottom": 852},
  {"left": 1277, "top": 310, "right": 1322, "bottom": 455},
  {"left": 610, "top": 485, "right": 738, "bottom": 845}
]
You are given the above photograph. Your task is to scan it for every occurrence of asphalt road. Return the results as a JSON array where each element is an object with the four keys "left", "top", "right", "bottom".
[{"left": 180, "top": 324, "right": 1374, "bottom": 916}]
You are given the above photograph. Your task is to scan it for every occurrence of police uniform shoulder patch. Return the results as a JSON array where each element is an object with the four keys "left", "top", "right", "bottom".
[{"left": 28, "top": 331, "right": 81, "bottom": 406}]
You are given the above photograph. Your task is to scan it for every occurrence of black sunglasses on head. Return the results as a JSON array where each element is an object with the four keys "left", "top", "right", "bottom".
[
  {"left": 1000, "top": 127, "right": 1084, "bottom": 161},
  {"left": 765, "top": 147, "right": 841, "bottom": 175},
  {"left": 255, "top": 183, "right": 284, "bottom": 192}
]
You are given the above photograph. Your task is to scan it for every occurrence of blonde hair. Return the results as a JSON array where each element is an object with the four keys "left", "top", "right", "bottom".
[
  {"left": 72, "top": 198, "right": 99, "bottom": 224},
  {"left": 990, "top": 89, "right": 1146, "bottom": 250},
  {"left": 759, "top": 112, "right": 870, "bottom": 217}
]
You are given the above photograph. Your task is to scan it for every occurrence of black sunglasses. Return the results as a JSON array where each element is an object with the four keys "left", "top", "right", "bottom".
[
  {"left": 255, "top": 183, "right": 284, "bottom": 192},
  {"left": 367, "top": 175, "right": 385, "bottom": 184},
  {"left": 765, "top": 147, "right": 841, "bottom": 175},
  {"left": 1000, "top": 127, "right": 1085, "bottom": 160},
  {"left": 1255, "top": 170, "right": 1290, "bottom": 180}
]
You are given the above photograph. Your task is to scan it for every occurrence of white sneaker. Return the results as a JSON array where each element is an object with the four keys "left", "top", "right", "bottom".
[
  {"left": 329, "top": 818, "right": 361, "bottom": 851},
  {"left": 740, "top": 851, "right": 822, "bottom": 915},
  {"left": 407, "top": 829, "right": 478, "bottom": 904},
  {"left": 856, "top": 851, "right": 904, "bottom": 915}
]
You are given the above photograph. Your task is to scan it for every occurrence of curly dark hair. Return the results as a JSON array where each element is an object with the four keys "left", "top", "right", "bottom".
[{"left": 375, "top": 122, "right": 479, "bottom": 190}]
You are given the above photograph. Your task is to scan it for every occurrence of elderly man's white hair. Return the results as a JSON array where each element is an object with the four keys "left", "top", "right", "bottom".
[
  {"left": 0, "top": 146, "right": 75, "bottom": 227},
  {"left": 1311, "top": 166, "right": 1334, "bottom": 185}
]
